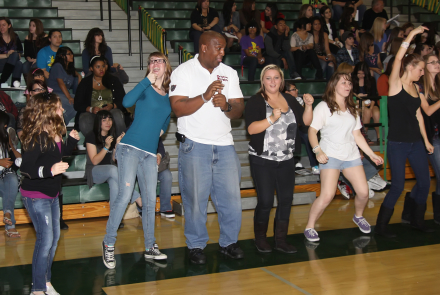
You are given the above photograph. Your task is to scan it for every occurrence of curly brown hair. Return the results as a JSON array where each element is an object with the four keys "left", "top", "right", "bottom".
[
  {"left": 145, "top": 52, "right": 172, "bottom": 93},
  {"left": 322, "top": 72, "right": 358, "bottom": 118},
  {"left": 21, "top": 93, "right": 66, "bottom": 152}
]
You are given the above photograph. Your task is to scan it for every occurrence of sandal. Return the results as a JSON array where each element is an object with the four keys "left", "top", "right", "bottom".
[
  {"left": 5, "top": 228, "right": 21, "bottom": 238},
  {"left": 3, "top": 216, "right": 12, "bottom": 226}
]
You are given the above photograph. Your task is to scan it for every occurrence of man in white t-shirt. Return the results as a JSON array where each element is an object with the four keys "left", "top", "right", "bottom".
[{"left": 169, "top": 31, "right": 245, "bottom": 265}]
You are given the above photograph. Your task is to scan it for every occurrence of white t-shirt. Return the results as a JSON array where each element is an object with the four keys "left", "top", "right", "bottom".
[
  {"left": 310, "top": 101, "right": 362, "bottom": 161},
  {"left": 326, "top": 23, "right": 333, "bottom": 40},
  {"left": 347, "top": 49, "right": 354, "bottom": 61},
  {"left": 170, "top": 54, "right": 243, "bottom": 146}
]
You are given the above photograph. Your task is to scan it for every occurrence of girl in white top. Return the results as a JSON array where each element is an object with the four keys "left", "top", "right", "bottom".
[{"left": 304, "top": 72, "right": 383, "bottom": 242}]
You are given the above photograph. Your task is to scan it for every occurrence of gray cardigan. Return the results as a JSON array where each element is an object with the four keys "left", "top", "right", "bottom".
[{"left": 218, "top": 11, "right": 240, "bottom": 32}]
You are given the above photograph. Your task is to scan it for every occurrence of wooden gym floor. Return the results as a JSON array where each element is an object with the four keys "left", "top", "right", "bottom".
[{"left": 1, "top": 179, "right": 440, "bottom": 295}]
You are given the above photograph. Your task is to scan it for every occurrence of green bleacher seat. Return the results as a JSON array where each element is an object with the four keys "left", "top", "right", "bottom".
[
  {"left": 166, "top": 30, "right": 189, "bottom": 41},
  {"left": 6, "top": 8, "right": 58, "bottom": 18},
  {"left": 240, "top": 83, "right": 260, "bottom": 97},
  {"left": 15, "top": 29, "right": 73, "bottom": 41},
  {"left": 284, "top": 12, "right": 299, "bottom": 20},
  {"left": 65, "top": 154, "right": 87, "bottom": 172},
  {"left": 3, "top": 90, "right": 26, "bottom": 104},
  {"left": 175, "top": 2, "right": 196, "bottom": 9},
  {"left": 74, "top": 58, "right": 83, "bottom": 70},
  {"left": 223, "top": 54, "right": 241, "bottom": 66},
  {"left": 79, "top": 183, "right": 110, "bottom": 203},
  {"left": 148, "top": 10, "right": 166, "bottom": 18},
  {"left": 10, "top": 18, "right": 65, "bottom": 29},
  {"left": 160, "top": 19, "right": 190, "bottom": 29},
  {"left": 175, "top": 41, "right": 194, "bottom": 53},
  {"left": 285, "top": 20, "right": 294, "bottom": 28},
  {"left": 3, "top": 0, "right": 52, "bottom": 7},
  {"left": 63, "top": 41, "right": 81, "bottom": 55}
]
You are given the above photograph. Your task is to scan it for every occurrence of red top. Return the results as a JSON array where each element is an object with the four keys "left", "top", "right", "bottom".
[
  {"left": 260, "top": 11, "right": 285, "bottom": 30},
  {"left": 377, "top": 74, "right": 389, "bottom": 96}
]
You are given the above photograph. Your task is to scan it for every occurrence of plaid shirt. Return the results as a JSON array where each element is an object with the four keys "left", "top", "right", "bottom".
[
  {"left": 0, "top": 91, "right": 18, "bottom": 119},
  {"left": 336, "top": 47, "right": 360, "bottom": 67}
]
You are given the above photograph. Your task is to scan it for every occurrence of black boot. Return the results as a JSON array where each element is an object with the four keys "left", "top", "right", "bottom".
[
  {"left": 254, "top": 218, "right": 272, "bottom": 253},
  {"left": 411, "top": 202, "right": 435, "bottom": 232},
  {"left": 273, "top": 220, "right": 297, "bottom": 254},
  {"left": 375, "top": 204, "right": 396, "bottom": 238},
  {"left": 401, "top": 192, "right": 414, "bottom": 224},
  {"left": 433, "top": 192, "right": 440, "bottom": 225},
  {"left": 0, "top": 63, "right": 15, "bottom": 84},
  {"left": 59, "top": 193, "right": 69, "bottom": 230}
]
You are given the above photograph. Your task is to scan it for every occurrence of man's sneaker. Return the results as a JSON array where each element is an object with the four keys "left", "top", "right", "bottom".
[
  {"left": 189, "top": 248, "right": 206, "bottom": 264},
  {"left": 295, "top": 162, "right": 304, "bottom": 171},
  {"left": 45, "top": 285, "right": 60, "bottom": 295},
  {"left": 7, "top": 127, "right": 19, "bottom": 150},
  {"left": 304, "top": 228, "right": 320, "bottom": 242},
  {"left": 102, "top": 242, "right": 116, "bottom": 269},
  {"left": 291, "top": 72, "right": 302, "bottom": 80},
  {"left": 368, "top": 173, "right": 387, "bottom": 191},
  {"left": 353, "top": 215, "right": 371, "bottom": 233},
  {"left": 338, "top": 181, "right": 351, "bottom": 199},
  {"left": 160, "top": 210, "right": 175, "bottom": 218},
  {"left": 368, "top": 188, "right": 375, "bottom": 198},
  {"left": 312, "top": 166, "right": 320, "bottom": 175},
  {"left": 144, "top": 243, "right": 167, "bottom": 260},
  {"left": 219, "top": 242, "right": 244, "bottom": 259}
]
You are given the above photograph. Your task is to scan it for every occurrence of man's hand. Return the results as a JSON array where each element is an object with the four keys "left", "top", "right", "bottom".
[
  {"left": 212, "top": 92, "right": 227, "bottom": 110},
  {"left": 204, "top": 80, "right": 224, "bottom": 100}
]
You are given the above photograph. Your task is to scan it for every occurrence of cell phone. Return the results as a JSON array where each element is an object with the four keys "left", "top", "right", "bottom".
[{"left": 175, "top": 132, "right": 186, "bottom": 143}]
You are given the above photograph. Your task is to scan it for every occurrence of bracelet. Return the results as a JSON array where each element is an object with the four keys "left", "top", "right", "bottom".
[
  {"left": 89, "top": 107, "right": 93, "bottom": 113},
  {"left": 267, "top": 117, "right": 273, "bottom": 125},
  {"left": 201, "top": 93, "right": 209, "bottom": 103},
  {"left": 103, "top": 147, "right": 109, "bottom": 151},
  {"left": 401, "top": 42, "right": 410, "bottom": 49},
  {"left": 312, "top": 145, "right": 320, "bottom": 153}
]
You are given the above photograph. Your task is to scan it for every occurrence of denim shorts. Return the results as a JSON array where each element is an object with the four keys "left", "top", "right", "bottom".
[{"left": 319, "top": 157, "right": 363, "bottom": 171}]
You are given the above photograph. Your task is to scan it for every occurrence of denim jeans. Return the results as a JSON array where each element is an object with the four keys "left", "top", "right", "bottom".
[
  {"left": 158, "top": 168, "right": 172, "bottom": 212},
  {"left": 0, "top": 52, "right": 23, "bottom": 82},
  {"left": 342, "top": 155, "right": 379, "bottom": 193},
  {"left": 92, "top": 164, "right": 140, "bottom": 208},
  {"left": 318, "top": 58, "right": 335, "bottom": 81},
  {"left": 383, "top": 140, "right": 431, "bottom": 208},
  {"left": 178, "top": 138, "right": 242, "bottom": 249},
  {"left": 22, "top": 196, "right": 60, "bottom": 292},
  {"left": 0, "top": 173, "right": 19, "bottom": 231},
  {"left": 428, "top": 137, "right": 440, "bottom": 194},
  {"left": 250, "top": 155, "right": 295, "bottom": 223},
  {"left": 104, "top": 144, "right": 158, "bottom": 249},
  {"left": 242, "top": 56, "right": 264, "bottom": 82},
  {"left": 22, "top": 60, "right": 37, "bottom": 77},
  {"left": 293, "top": 49, "right": 323, "bottom": 79},
  {"left": 57, "top": 92, "right": 77, "bottom": 127}
]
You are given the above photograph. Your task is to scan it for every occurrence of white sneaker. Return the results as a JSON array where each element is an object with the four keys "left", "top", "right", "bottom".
[
  {"left": 46, "top": 284, "right": 60, "bottom": 295},
  {"left": 338, "top": 182, "right": 350, "bottom": 199},
  {"left": 102, "top": 242, "right": 116, "bottom": 269},
  {"left": 369, "top": 188, "right": 375, "bottom": 198},
  {"left": 311, "top": 166, "right": 320, "bottom": 175},
  {"left": 367, "top": 173, "right": 387, "bottom": 191},
  {"left": 144, "top": 243, "right": 167, "bottom": 260}
]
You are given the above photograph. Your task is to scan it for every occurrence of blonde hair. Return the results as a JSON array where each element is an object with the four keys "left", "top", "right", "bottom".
[
  {"left": 422, "top": 53, "right": 440, "bottom": 101},
  {"left": 336, "top": 62, "right": 354, "bottom": 74},
  {"left": 370, "top": 17, "right": 386, "bottom": 42},
  {"left": 145, "top": 52, "right": 172, "bottom": 93},
  {"left": 257, "top": 64, "right": 285, "bottom": 101},
  {"left": 21, "top": 93, "right": 66, "bottom": 152}
]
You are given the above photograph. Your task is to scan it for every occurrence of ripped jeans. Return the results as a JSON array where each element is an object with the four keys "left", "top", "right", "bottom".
[{"left": 103, "top": 144, "right": 158, "bottom": 249}]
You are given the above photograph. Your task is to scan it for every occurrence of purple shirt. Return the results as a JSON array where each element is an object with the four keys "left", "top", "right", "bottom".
[{"left": 240, "top": 35, "right": 265, "bottom": 64}]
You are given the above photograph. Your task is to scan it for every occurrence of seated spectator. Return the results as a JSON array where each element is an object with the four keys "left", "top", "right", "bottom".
[
  {"left": 311, "top": 17, "right": 335, "bottom": 80},
  {"left": 24, "top": 68, "right": 52, "bottom": 102},
  {"left": 332, "top": 0, "right": 366, "bottom": 25},
  {"left": 190, "top": 0, "right": 222, "bottom": 54},
  {"left": 240, "top": 21, "right": 265, "bottom": 81},
  {"left": 414, "top": 43, "right": 433, "bottom": 57},
  {"left": 359, "top": 32, "right": 383, "bottom": 80},
  {"left": 383, "top": 37, "right": 402, "bottom": 70},
  {"left": 218, "top": 0, "right": 242, "bottom": 51},
  {"left": 422, "top": 22, "right": 440, "bottom": 45},
  {"left": 0, "top": 17, "right": 23, "bottom": 86},
  {"left": 46, "top": 47, "right": 81, "bottom": 128},
  {"left": 239, "top": 0, "right": 261, "bottom": 36},
  {"left": 370, "top": 17, "right": 388, "bottom": 54},
  {"left": 82, "top": 28, "right": 128, "bottom": 84},
  {"left": 377, "top": 56, "right": 394, "bottom": 96},
  {"left": 23, "top": 19, "right": 47, "bottom": 82},
  {"left": 339, "top": 7, "right": 361, "bottom": 43},
  {"left": 85, "top": 110, "right": 140, "bottom": 229},
  {"left": 291, "top": 18, "right": 323, "bottom": 80},
  {"left": 320, "top": 6, "right": 342, "bottom": 54},
  {"left": 74, "top": 56, "right": 126, "bottom": 137},
  {"left": 337, "top": 61, "right": 355, "bottom": 74},
  {"left": 265, "top": 18, "right": 301, "bottom": 79},
  {"left": 299, "top": 4, "right": 314, "bottom": 19},
  {"left": 352, "top": 62, "right": 380, "bottom": 142},
  {"left": 284, "top": 82, "right": 319, "bottom": 174},
  {"left": 385, "top": 27, "right": 404, "bottom": 54},
  {"left": 36, "top": 29, "right": 63, "bottom": 79},
  {"left": 362, "top": 0, "right": 389, "bottom": 32},
  {"left": 0, "top": 111, "right": 21, "bottom": 238},
  {"left": 0, "top": 91, "right": 18, "bottom": 129},
  {"left": 336, "top": 31, "right": 360, "bottom": 67},
  {"left": 401, "top": 22, "right": 414, "bottom": 38},
  {"left": 260, "top": 3, "right": 284, "bottom": 35}
]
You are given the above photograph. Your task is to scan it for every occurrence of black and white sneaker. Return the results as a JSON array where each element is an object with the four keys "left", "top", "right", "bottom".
[
  {"left": 102, "top": 241, "right": 116, "bottom": 269},
  {"left": 144, "top": 243, "right": 167, "bottom": 260},
  {"left": 160, "top": 210, "right": 175, "bottom": 218}
]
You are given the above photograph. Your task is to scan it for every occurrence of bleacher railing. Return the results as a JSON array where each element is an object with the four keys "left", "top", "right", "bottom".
[
  {"left": 178, "top": 46, "right": 194, "bottom": 65},
  {"left": 138, "top": 6, "right": 168, "bottom": 70},
  {"left": 113, "top": 0, "right": 132, "bottom": 55}
]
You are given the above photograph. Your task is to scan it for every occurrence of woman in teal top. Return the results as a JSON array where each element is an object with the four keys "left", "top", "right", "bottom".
[{"left": 102, "top": 52, "right": 172, "bottom": 269}]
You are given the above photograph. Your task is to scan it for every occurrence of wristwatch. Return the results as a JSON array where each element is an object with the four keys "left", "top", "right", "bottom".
[{"left": 222, "top": 102, "right": 232, "bottom": 112}]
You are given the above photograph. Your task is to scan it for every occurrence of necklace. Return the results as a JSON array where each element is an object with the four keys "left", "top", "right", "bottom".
[
  {"left": 152, "top": 83, "right": 164, "bottom": 92},
  {"left": 97, "top": 88, "right": 103, "bottom": 101},
  {"left": 93, "top": 77, "right": 101, "bottom": 87}
]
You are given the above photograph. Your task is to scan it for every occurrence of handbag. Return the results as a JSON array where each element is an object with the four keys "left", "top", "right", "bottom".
[{"left": 158, "top": 152, "right": 170, "bottom": 173}]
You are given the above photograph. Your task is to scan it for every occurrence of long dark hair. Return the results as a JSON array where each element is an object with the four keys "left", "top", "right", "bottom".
[
  {"left": 311, "top": 16, "right": 325, "bottom": 46},
  {"left": 222, "top": 0, "right": 235, "bottom": 26},
  {"left": 294, "top": 17, "right": 311, "bottom": 31},
  {"left": 352, "top": 62, "right": 374, "bottom": 95},
  {"left": 0, "top": 111, "right": 10, "bottom": 157},
  {"left": 265, "top": 3, "right": 278, "bottom": 23},
  {"left": 26, "top": 78, "right": 49, "bottom": 94},
  {"left": 53, "top": 47, "right": 76, "bottom": 77},
  {"left": 0, "top": 17, "right": 16, "bottom": 47},
  {"left": 93, "top": 110, "right": 116, "bottom": 151},
  {"left": 340, "top": 7, "right": 356, "bottom": 31},
  {"left": 323, "top": 72, "right": 358, "bottom": 118},
  {"left": 28, "top": 18, "right": 46, "bottom": 48},
  {"left": 245, "top": 20, "right": 260, "bottom": 36},
  {"left": 422, "top": 22, "right": 437, "bottom": 46},
  {"left": 385, "top": 27, "right": 403, "bottom": 53},
  {"left": 84, "top": 27, "right": 108, "bottom": 57},
  {"left": 241, "top": 0, "right": 256, "bottom": 24},
  {"left": 359, "top": 32, "right": 374, "bottom": 62}
]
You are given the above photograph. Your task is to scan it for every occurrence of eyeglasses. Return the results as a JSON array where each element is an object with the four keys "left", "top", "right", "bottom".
[
  {"left": 149, "top": 59, "right": 166, "bottom": 64},
  {"left": 427, "top": 60, "right": 440, "bottom": 65},
  {"left": 31, "top": 88, "right": 45, "bottom": 92},
  {"left": 249, "top": 26, "right": 256, "bottom": 29},
  {"left": 288, "top": 88, "right": 298, "bottom": 91}
]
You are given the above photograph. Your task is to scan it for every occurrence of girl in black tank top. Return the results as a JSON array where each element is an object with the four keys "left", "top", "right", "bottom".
[{"left": 376, "top": 26, "right": 434, "bottom": 238}]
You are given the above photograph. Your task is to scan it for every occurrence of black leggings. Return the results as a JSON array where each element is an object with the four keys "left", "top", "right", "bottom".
[
  {"left": 250, "top": 155, "right": 295, "bottom": 223},
  {"left": 293, "top": 49, "right": 323, "bottom": 79}
]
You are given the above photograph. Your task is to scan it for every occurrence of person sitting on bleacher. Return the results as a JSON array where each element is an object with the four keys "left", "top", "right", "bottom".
[
  {"left": 240, "top": 21, "right": 265, "bottom": 81},
  {"left": 218, "top": 0, "right": 242, "bottom": 52},
  {"left": 74, "top": 56, "right": 126, "bottom": 137},
  {"left": 299, "top": 4, "right": 314, "bottom": 19},
  {"left": 336, "top": 31, "right": 360, "bottom": 68},
  {"left": 23, "top": 18, "right": 47, "bottom": 82},
  {"left": 0, "top": 90, "right": 18, "bottom": 130},
  {"left": 260, "top": 3, "right": 284, "bottom": 35},
  {"left": 311, "top": 17, "right": 335, "bottom": 81},
  {"left": 238, "top": 0, "right": 261, "bottom": 37},
  {"left": 46, "top": 47, "right": 81, "bottom": 129},
  {"left": 190, "top": 0, "right": 222, "bottom": 54},
  {"left": 0, "top": 17, "right": 23, "bottom": 87},
  {"left": 320, "top": 6, "right": 342, "bottom": 55},
  {"left": 36, "top": 29, "right": 63, "bottom": 79},
  {"left": 265, "top": 18, "right": 301, "bottom": 80}
]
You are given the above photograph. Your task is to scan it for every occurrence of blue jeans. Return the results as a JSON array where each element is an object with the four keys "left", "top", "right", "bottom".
[
  {"left": 319, "top": 58, "right": 335, "bottom": 81},
  {"left": 22, "top": 196, "right": 60, "bottom": 292},
  {"left": 22, "top": 60, "right": 37, "bottom": 76},
  {"left": 428, "top": 137, "right": 440, "bottom": 194},
  {"left": 0, "top": 173, "right": 19, "bottom": 231},
  {"left": 92, "top": 164, "right": 140, "bottom": 207},
  {"left": 158, "top": 168, "right": 172, "bottom": 212},
  {"left": 383, "top": 140, "right": 431, "bottom": 208},
  {"left": 57, "top": 92, "right": 77, "bottom": 127},
  {"left": 104, "top": 144, "right": 157, "bottom": 249},
  {"left": 178, "top": 138, "right": 242, "bottom": 249}
]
